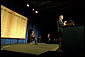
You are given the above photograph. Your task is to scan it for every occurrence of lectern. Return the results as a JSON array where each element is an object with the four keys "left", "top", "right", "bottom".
[{"left": 62, "top": 26, "right": 84, "bottom": 56}]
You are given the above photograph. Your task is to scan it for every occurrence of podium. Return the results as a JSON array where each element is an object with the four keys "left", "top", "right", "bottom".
[
  {"left": 64, "top": 23, "right": 74, "bottom": 26},
  {"left": 62, "top": 26, "right": 84, "bottom": 56}
]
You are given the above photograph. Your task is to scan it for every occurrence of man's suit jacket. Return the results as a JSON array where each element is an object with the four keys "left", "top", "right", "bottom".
[{"left": 57, "top": 19, "right": 64, "bottom": 33}]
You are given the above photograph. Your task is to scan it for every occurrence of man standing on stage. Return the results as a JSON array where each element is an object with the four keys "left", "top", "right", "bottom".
[{"left": 57, "top": 15, "right": 67, "bottom": 52}]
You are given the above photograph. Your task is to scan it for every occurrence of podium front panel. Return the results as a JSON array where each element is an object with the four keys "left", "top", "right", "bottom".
[{"left": 62, "top": 26, "right": 84, "bottom": 55}]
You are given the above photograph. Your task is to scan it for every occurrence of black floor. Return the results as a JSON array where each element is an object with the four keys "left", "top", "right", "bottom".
[
  {"left": 0, "top": 50, "right": 62, "bottom": 56},
  {"left": 1, "top": 50, "right": 84, "bottom": 57}
]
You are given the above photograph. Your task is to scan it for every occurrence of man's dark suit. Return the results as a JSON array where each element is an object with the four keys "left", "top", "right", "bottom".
[
  {"left": 57, "top": 19, "right": 63, "bottom": 33},
  {"left": 57, "top": 19, "right": 64, "bottom": 50}
]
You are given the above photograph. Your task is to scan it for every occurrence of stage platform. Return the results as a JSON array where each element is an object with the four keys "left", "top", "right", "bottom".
[{"left": 1, "top": 43, "right": 59, "bottom": 56}]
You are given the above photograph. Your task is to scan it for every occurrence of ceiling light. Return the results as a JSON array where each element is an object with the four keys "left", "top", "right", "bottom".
[
  {"left": 32, "top": 8, "right": 34, "bottom": 11},
  {"left": 27, "top": 4, "right": 29, "bottom": 7},
  {"left": 35, "top": 11, "right": 38, "bottom": 13}
]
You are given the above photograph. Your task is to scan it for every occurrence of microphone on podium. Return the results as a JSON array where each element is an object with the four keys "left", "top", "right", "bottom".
[{"left": 69, "top": 19, "right": 75, "bottom": 26}]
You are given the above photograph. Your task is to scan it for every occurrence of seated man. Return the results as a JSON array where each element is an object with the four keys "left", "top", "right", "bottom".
[{"left": 30, "top": 31, "right": 37, "bottom": 45}]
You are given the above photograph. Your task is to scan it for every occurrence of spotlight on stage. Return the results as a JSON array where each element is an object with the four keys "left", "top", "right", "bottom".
[
  {"left": 27, "top": 4, "right": 29, "bottom": 7},
  {"left": 32, "top": 8, "right": 34, "bottom": 11},
  {"left": 35, "top": 11, "right": 38, "bottom": 13}
]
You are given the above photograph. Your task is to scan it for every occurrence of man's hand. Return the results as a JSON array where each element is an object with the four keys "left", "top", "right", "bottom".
[{"left": 64, "top": 21, "right": 67, "bottom": 25}]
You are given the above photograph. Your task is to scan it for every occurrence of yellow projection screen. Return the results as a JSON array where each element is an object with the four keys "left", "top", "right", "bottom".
[{"left": 1, "top": 5, "right": 28, "bottom": 39}]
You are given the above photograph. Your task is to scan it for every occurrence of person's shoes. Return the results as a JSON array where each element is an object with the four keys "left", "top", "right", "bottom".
[
  {"left": 57, "top": 48, "right": 63, "bottom": 53},
  {"left": 59, "top": 49, "right": 63, "bottom": 53},
  {"left": 35, "top": 44, "right": 38, "bottom": 45},
  {"left": 30, "top": 43, "right": 33, "bottom": 44}
]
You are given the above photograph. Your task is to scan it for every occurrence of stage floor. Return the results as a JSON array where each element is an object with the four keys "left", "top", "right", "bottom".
[{"left": 1, "top": 43, "right": 59, "bottom": 55}]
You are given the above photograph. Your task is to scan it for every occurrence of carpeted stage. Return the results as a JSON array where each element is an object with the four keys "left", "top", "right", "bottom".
[{"left": 1, "top": 43, "right": 61, "bottom": 56}]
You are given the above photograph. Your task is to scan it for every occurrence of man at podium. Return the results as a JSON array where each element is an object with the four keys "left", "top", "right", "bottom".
[{"left": 57, "top": 15, "right": 67, "bottom": 52}]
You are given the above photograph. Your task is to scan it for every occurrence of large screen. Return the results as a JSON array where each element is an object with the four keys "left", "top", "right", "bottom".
[{"left": 1, "top": 5, "right": 28, "bottom": 39}]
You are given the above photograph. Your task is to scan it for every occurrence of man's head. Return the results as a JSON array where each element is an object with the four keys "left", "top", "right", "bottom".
[
  {"left": 59, "top": 15, "right": 63, "bottom": 20},
  {"left": 48, "top": 34, "right": 50, "bottom": 37},
  {"left": 32, "top": 31, "right": 34, "bottom": 34}
]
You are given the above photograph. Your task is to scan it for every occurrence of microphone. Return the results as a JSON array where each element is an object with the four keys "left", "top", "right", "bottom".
[
  {"left": 69, "top": 19, "right": 74, "bottom": 23},
  {"left": 69, "top": 19, "right": 75, "bottom": 26}
]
